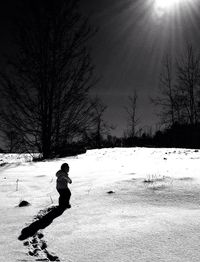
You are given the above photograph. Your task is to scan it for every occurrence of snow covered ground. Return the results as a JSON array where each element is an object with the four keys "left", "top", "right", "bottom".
[{"left": 1, "top": 147, "right": 200, "bottom": 262}]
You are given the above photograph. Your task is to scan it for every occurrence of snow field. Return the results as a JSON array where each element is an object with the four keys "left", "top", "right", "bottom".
[{"left": 0, "top": 147, "right": 200, "bottom": 261}]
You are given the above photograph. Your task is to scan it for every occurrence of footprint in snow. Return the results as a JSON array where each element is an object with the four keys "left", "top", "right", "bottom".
[{"left": 19, "top": 205, "right": 70, "bottom": 261}]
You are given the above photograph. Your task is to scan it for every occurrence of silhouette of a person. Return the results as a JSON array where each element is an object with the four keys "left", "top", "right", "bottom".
[{"left": 56, "top": 163, "right": 72, "bottom": 209}]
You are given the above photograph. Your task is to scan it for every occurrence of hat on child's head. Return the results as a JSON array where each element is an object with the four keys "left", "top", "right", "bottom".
[{"left": 61, "top": 163, "right": 69, "bottom": 171}]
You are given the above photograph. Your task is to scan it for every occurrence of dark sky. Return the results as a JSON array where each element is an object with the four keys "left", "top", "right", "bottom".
[
  {"left": 1, "top": 0, "right": 200, "bottom": 136},
  {"left": 81, "top": 0, "right": 200, "bottom": 136}
]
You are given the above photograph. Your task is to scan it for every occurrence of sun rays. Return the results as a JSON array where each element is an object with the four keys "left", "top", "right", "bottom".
[{"left": 153, "top": 0, "right": 197, "bottom": 18}]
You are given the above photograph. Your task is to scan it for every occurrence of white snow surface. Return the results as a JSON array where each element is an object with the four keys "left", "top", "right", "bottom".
[{"left": 1, "top": 147, "right": 200, "bottom": 261}]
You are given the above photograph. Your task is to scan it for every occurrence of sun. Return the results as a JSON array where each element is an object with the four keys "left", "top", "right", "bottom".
[
  {"left": 153, "top": 0, "right": 189, "bottom": 17},
  {"left": 155, "top": 0, "right": 180, "bottom": 9}
]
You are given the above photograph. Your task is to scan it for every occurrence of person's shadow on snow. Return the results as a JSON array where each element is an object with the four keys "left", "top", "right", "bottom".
[{"left": 18, "top": 205, "right": 68, "bottom": 241}]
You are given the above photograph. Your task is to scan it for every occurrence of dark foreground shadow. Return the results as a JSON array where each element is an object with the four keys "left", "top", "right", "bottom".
[
  {"left": 18, "top": 205, "right": 67, "bottom": 241},
  {"left": 18, "top": 205, "right": 69, "bottom": 261}
]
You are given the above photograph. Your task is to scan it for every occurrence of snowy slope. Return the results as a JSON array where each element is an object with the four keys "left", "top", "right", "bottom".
[{"left": 0, "top": 148, "right": 200, "bottom": 261}]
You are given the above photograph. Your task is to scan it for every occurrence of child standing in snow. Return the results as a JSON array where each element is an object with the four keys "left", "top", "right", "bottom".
[{"left": 56, "top": 163, "right": 72, "bottom": 209}]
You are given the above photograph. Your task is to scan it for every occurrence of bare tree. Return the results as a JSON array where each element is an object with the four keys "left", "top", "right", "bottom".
[
  {"left": 0, "top": 0, "right": 96, "bottom": 158},
  {"left": 176, "top": 44, "right": 200, "bottom": 125},
  {"left": 151, "top": 54, "right": 177, "bottom": 126},
  {"left": 84, "top": 96, "right": 113, "bottom": 148},
  {"left": 125, "top": 90, "right": 139, "bottom": 138},
  {"left": 152, "top": 44, "right": 200, "bottom": 129}
]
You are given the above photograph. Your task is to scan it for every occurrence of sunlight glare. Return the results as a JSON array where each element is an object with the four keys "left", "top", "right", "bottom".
[
  {"left": 153, "top": 0, "right": 194, "bottom": 18},
  {"left": 155, "top": 0, "right": 181, "bottom": 10}
]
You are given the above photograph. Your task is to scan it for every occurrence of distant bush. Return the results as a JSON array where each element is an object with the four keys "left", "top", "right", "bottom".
[
  {"left": 153, "top": 123, "right": 200, "bottom": 148},
  {"left": 56, "top": 144, "right": 86, "bottom": 157}
]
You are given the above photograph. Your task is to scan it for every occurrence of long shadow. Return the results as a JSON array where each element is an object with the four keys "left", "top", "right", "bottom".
[{"left": 18, "top": 205, "right": 67, "bottom": 241}]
